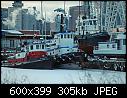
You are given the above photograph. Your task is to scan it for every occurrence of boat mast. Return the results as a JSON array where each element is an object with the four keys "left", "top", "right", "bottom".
[
  {"left": 44, "top": 8, "right": 46, "bottom": 41},
  {"left": 64, "top": 1, "right": 65, "bottom": 15},
  {"left": 41, "top": 1, "right": 44, "bottom": 39},
  {"left": 100, "top": 1, "right": 101, "bottom": 32},
  {"left": 64, "top": 1, "right": 66, "bottom": 32},
  {"left": 78, "top": 1, "right": 80, "bottom": 35}
]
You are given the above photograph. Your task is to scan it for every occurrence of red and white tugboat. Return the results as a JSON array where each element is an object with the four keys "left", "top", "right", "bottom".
[{"left": 3, "top": 30, "right": 79, "bottom": 69}]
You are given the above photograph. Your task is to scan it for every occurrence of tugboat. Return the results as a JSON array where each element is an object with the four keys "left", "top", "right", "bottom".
[
  {"left": 79, "top": 31, "right": 126, "bottom": 72},
  {"left": 93, "top": 31, "right": 126, "bottom": 58},
  {"left": 2, "top": 29, "right": 79, "bottom": 69}
]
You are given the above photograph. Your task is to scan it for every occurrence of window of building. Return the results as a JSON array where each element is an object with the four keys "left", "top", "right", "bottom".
[
  {"left": 30, "top": 45, "right": 33, "bottom": 50},
  {"left": 83, "top": 21, "right": 85, "bottom": 26},
  {"left": 78, "top": 22, "right": 81, "bottom": 26},
  {"left": 81, "top": 26, "right": 84, "bottom": 30},
  {"left": 93, "top": 20, "right": 97, "bottom": 25},
  {"left": 85, "top": 21, "right": 89, "bottom": 25},
  {"left": 76, "top": 28, "right": 77, "bottom": 31},
  {"left": 36, "top": 45, "right": 39, "bottom": 49},
  {"left": 10, "top": 40, "right": 15, "bottom": 48},
  {"left": 89, "top": 21, "right": 92, "bottom": 25}
]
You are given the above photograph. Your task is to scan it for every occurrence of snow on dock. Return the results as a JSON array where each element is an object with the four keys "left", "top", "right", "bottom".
[{"left": 1, "top": 66, "right": 126, "bottom": 84}]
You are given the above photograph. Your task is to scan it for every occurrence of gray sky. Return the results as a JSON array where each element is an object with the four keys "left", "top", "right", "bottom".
[{"left": 1, "top": 1, "right": 80, "bottom": 22}]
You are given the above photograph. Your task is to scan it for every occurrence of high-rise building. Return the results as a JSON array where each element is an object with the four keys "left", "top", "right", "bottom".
[
  {"left": 96, "top": 1, "right": 126, "bottom": 32},
  {"left": 68, "top": 6, "right": 85, "bottom": 32},
  {"left": 54, "top": 8, "right": 68, "bottom": 32},
  {"left": 6, "top": 1, "right": 23, "bottom": 30},
  {"left": 1, "top": 8, "right": 8, "bottom": 29},
  {"left": 22, "top": 8, "right": 37, "bottom": 30},
  {"left": 2, "top": 1, "right": 39, "bottom": 31},
  {"left": 12, "top": 1, "right": 23, "bottom": 8},
  {"left": 69, "top": 1, "right": 97, "bottom": 32}
]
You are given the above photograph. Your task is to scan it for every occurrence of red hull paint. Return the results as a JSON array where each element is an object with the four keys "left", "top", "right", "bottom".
[
  {"left": 8, "top": 57, "right": 27, "bottom": 63},
  {"left": 8, "top": 51, "right": 48, "bottom": 64},
  {"left": 27, "top": 51, "right": 47, "bottom": 59}
]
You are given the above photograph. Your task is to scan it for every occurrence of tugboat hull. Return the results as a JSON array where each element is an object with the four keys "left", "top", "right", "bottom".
[{"left": 5, "top": 59, "right": 53, "bottom": 70}]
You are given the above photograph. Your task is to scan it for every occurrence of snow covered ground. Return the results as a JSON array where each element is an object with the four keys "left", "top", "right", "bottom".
[{"left": 1, "top": 67, "right": 126, "bottom": 84}]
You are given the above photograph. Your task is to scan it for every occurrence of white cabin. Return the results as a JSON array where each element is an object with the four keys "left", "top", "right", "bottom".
[
  {"left": 54, "top": 32, "right": 78, "bottom": 55},
  {"left": 93, "top": 32, "right": 126, "bottom": 55},
  {"left": 19, "top": 32, "right": 78, "bottom": 56}
]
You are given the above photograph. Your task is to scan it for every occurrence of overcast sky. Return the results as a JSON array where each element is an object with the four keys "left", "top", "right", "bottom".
[{"left": 1, "top": 1, "right": 80, "bottom": 22}]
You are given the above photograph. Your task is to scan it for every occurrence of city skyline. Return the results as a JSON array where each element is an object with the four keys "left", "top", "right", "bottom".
[{"left": 1, "top": 1, "right": 80, "bottom": 22}]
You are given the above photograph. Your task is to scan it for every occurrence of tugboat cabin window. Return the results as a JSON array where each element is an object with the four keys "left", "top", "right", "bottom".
[
  {"left": 42, "top": 45, "right": 44, "bottom": 49},
  {"left": 71, "top": 34, "right": 72, "bottom": 38},
  {"left": 46, "top": 45, "right": 50, "bottom": 47},
  {"left": 123, "top": 39, "right": 126, "bottom": 45},
  {"left": 30, "top": 45, "right": 33, "bottom": 50},
  {"left": 36, "top": 45, "right": 39, "bottom": 49},
  {"left": 112, "top": 44, "right": 115, "bottom": 48},
  {"left": 68, "top": 34, "right": 70, "bottom": 38},
  {"left": 107, "top": 44, "right": 109, "bottom": 48},
  {"left": 64, "top": 34, "right": 66, "bottom": 38},
  {"left": 61, "top": 35, "right": 63, "bottom": 39}
]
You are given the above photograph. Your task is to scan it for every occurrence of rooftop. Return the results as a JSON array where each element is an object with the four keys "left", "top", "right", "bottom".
[{"left": 2, "top": 30, "right": 23, "bottom": 35}]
